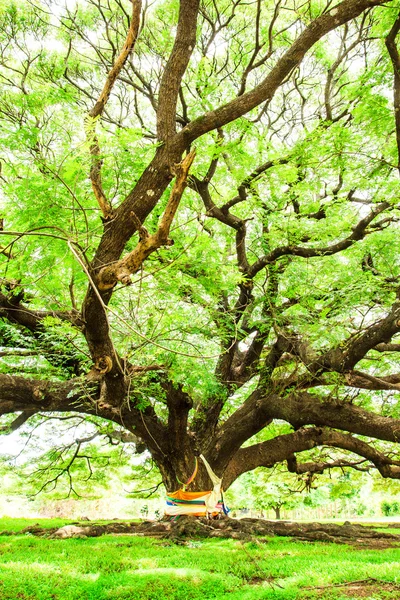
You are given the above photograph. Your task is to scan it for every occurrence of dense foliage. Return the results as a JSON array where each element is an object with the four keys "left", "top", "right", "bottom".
[{"left": 1, "top": 0, "right": 400, "bottom": 496}]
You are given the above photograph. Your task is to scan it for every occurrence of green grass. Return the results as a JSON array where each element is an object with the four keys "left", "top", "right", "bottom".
[
  {"left": 0, "top": 517, "right": 71, "bottom": 532},
  {"left": 0, "top": 517, "right": 139, "bottom": 533},
  {"left": 0, "top": 518, "right": 399, "bottom": 599}
]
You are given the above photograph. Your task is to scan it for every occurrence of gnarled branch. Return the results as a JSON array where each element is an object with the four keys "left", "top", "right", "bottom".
[
  {"left": 223, "top": 427, "right": 400, "bottom": 488},
  {"left": 96, "top": 150, "right": 195, "bottom": 290}
]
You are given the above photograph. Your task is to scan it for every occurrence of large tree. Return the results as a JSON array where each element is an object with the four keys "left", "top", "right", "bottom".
[{"left": 1, "top": 0, "right": 400, "bottom": 496}]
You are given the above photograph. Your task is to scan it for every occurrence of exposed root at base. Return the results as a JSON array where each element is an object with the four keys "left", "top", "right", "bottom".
[{"left": 2, "top": 517, "right": 400, "bottom": 547}]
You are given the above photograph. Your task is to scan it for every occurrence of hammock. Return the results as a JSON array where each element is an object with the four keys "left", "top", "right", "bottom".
[{"left": 165, "top": 454, "right": 228, "bottom": 517}]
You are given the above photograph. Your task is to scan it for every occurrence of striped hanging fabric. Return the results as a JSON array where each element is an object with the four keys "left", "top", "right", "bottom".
[{"left": 164, "top": 455, "right": 228, "bottom": 517}]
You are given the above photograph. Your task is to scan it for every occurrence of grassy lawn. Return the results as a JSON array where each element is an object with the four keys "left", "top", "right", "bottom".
[
  {"left": 0, "top": 518, "right": 400, "bottom": 599},
  {"left": 0, "top": 517, "right": 71, "bottom": 533}
]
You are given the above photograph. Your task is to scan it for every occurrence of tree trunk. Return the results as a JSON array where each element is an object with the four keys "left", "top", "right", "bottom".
[
  {"left": 157, "top": 450, "right": 219, "bottom": 493},
  {"left": 274, "top": 505, "right": 281, "bottom": 520}
]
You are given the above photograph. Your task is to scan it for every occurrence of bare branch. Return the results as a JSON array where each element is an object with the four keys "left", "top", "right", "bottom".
[
  {"left": 248, "top": 201, "right": 390, "bottom": 277},
  {"left": 87, "top": 0, "right": 142, "bottom": 220}
]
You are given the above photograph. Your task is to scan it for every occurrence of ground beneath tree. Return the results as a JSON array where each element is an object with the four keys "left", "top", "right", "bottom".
[{"left": 3, "top": 517, "right": 400, "bottom": 548}]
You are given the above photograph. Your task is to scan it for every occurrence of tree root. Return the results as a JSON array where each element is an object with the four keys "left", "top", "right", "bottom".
[{"left": 2, "top": 517, "right": 400, "bottom": 546}]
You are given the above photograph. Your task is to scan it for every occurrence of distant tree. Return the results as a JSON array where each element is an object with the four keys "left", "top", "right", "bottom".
[
  {"left": 1, "top": 0, "right": 400, "bottom": 498},
  {"left": 224, "top": 468, "right": 303, "bottom": 518},
  {"left": 381, "top": 500, "right": 400, "bottom": 516},
  {"left": 253, "top": 480, "right": 300, "bottom": 520}
]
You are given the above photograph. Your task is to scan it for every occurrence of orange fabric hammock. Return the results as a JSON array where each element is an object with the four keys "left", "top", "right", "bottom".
[{"left": 165, "top": 455, "right": 226, "bottom": 517}]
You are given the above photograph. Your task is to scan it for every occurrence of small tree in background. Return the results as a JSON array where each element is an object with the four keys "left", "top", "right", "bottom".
[
  {"left": 254, "top": 481, "right": 300, "bottom": 520},
  {"left": 381, "top": 500, "right": 400, "bottom": 516}
]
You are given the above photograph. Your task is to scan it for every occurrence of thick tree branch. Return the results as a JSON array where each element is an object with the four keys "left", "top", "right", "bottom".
[
  {"left": 319, "top": 300, "right": 400, "bottom": 373},
  {"left": 374, "top": 342, "right": 400, "bottom": 352},
  {"left": 156, "top": 0, "right": 200, "bottom": 142},
  {"left": 0, "top": 375, "right": 96, "bottom": 415},
  {"left": 344, "top": 370, "right": 400, "bottom": 391},
  {"left": 162, "top": 381, "right": 195, "bottom": 477},
  {"left": 179, "top": 0, "right": 390, "bottom": 144},
  {"left": 211, "top": 380, "right": 400, "bottom": 474},
  {"left": 0, "top": 290, "right": 80, "bottom": 332},
  {"left": 275, "top": 301, "right": 400, "bottom": 393},
  {"left": 223, "top": 427, "right": 400, "bottom": 488},
  {"left": 0, "top": 289, "right": 85, "bottom": 375},
  {"left": 297, "top": 370, "right": 400, "bottom": 391},
  {"left": 164, "top": 381, "right": 193, "bottom": 441},
  {"left": 96, "top": 150, "right": 195, "bottom": 290},
  {"left": 266, "top": 393, "right": 400, "bottom": 443},
  {"left": 0, "top": 374, "right": 168, "bottom": 462}
]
